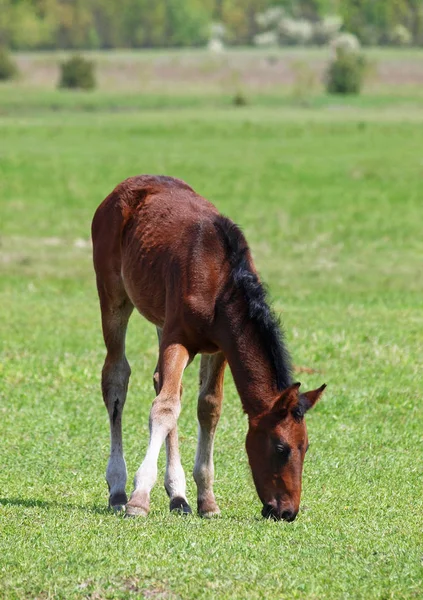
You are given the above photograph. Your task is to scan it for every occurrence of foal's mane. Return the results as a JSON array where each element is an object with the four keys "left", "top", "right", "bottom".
[{"left": 213, "top": 215, "right": 292, "bottom": 392}]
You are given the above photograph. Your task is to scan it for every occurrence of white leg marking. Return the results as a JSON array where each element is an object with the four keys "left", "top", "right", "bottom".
[
  {"left": 127, "top": 405, "right": 178, "bottom": 516},
  {"left": 126, "top": 343, "right": 189, "bottom": 516},
  {"left": 132, "top": 424, "right": 165, "bottom": 496}
]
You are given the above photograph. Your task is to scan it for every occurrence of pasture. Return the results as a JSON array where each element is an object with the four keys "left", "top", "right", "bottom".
[{"left": 1, "top": 50, "right": 423, "bottom": 599}]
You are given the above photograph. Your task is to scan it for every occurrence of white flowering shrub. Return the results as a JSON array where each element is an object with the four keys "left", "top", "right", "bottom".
[
  {"left": 254, "top": 11, "right": 345, "bottom": 49},
  {"left": 256, "top": 7, "right": 284, "bottom": 30},
  {"left": 389, "top": 25, "right": 412, "bottom": 46},
  {"left": 313, "top": 15, "right": 343, "bottom": 45},
  {"left": 208, "top": 38, "right": 224, "bottom": 53},
  {"left": 279, "top": 18, "right": 313, "bottom": 45},
  {"left": 210, "top": 22, "right": 226, "bottom": 41},
  {"left": 253, "top": 31, "right": 279, "bottom": 47},
  {"left": 331, "top": 32, "right": 361, "bottom": 58},
  {"left": 208, "top": 22, "right": 225, "bottom": 52}
]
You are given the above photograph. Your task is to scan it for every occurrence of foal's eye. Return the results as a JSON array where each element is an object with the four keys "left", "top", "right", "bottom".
[{"left": 275, "top": 443, "right": 291, "bottom": 461}]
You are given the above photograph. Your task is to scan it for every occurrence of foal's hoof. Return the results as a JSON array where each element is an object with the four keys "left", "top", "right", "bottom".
[
  {"left": 198, "top": 499, "right": 221, "bottom": 518},
  {"left": 170, "top": 497, "right": 192, "bottom": 515},
  {"left": 125, "top": 504, "right": 149, "bottom": 518},
  {"left": 199, "top": 508, "right": 221, "bottom": 519},
  {"left": 108, "top": 492, "right": 128, "bottom": 513},
  {"left": 125, "top": 491, "right": 149, "bottom": 517}
]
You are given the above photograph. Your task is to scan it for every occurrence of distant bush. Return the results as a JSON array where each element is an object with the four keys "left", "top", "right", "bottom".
[
  {"left": 0, "top": 48, "right": 18, "bottom": 81},
  {"left": 326, "top": 33, "right": 366, "bottom": 95},
  {"left": 291, "top": 60, "right": 317, "bottom": 105},
  {"left": 58, "top": 55, "right": 95, "bottom": 90},
  {"left": 233, "top": 90, "right": 248, "bottom": 106},
  {"left": 326, "top": 51, "right": 367, "bottom": 95}
]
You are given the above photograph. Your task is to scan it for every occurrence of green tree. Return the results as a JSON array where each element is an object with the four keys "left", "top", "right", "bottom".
[
  {"left": 341, "top": 0, "right": 413, "bottom": 45},
  {"left": 163, "top": 0, "right": 210, "bottom": 47},
  {"left": 222, "top": 0, "right": 270, "bottom": 44},
  {"left": 0, "top": 0, "right": 421, "bottom": 49}
]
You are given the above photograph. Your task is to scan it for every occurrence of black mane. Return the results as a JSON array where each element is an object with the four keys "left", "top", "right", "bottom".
[{"left": 213, "top": 215, "right": 292, "bottom": 391}]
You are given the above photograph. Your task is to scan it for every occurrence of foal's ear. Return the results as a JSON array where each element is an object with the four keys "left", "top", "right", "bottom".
[
  {"left": 271, "top": 382, "right": 301, "bottom": 416},
  {"left": 296, "top": 383, "right": 326, "bottom": 416}
]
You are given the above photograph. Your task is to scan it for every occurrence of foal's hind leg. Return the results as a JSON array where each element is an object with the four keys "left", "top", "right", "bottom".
[
  {"left": 99, "top": 292, "right": 133, "bottom": 511},
  {"left": 153, "top": 328, "right": 191, "bottom": 514},
  {"left": 126, "top": 340, "right": 191, "bottom": 517},
  {"left": 194, "top": 352, "right": 226, "bottom": 517}
]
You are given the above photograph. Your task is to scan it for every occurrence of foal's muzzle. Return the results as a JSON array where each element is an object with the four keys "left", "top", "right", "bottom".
[{"left": 262, "top": 503, "right": 298, "bottom": 522}]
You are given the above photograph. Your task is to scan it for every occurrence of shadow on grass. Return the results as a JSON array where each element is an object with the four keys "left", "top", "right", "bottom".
[
  {"left": 0, "top": 497, "right": 307, "bottom": 525},
  {"left": 0, "top": 496, "right": 110, "bottom": 515}
]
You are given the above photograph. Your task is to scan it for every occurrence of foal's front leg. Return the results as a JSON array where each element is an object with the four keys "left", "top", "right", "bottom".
[
  {"left": 193, "top": 352, "right": 226, "bottom": 517},
  {"left": 126, "top": 343, "right": 191, "bottom": 517},
  {"left": 164, "top": 426, "right": 191, "bottom": 513}
]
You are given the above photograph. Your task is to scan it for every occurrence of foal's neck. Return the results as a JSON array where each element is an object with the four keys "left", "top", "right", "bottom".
[{"left": 218, "top": 312, "right": 287, "bottom": 416}]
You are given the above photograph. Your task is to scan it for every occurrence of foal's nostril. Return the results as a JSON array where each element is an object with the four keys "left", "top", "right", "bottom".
[
  {"left": 261, "top": 504, "right": 280, "bottom": 521},
  {"left": 262, "top": 504, "right": 276, "bottom": 519},
  {"left": 262, "top": 504, "right": 298, "bottom": 522},
  {"left": 281, "top": 509, "right": 297, "bottom": 522}
]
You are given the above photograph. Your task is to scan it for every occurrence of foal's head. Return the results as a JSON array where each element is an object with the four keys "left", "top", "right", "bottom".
[{"left": 246, "top": 382, "right": 325, "bottom": 522}]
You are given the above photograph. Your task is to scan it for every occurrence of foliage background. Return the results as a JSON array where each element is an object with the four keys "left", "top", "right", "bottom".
[{"left": 1, "top": 0, "right": 423, "bottom": 50}]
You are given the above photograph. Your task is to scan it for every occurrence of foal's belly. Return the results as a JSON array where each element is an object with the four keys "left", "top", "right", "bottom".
[
  {"left": 122, "top": 267, "right": 167, "bottom": 328},
  {"left": 121, "top": 262, "right": 220, "bottom": 354}
]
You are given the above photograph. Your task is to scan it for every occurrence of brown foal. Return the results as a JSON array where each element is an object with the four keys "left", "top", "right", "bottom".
[{"left": 92, "top": 175, "right": 325, "bottom": 521}]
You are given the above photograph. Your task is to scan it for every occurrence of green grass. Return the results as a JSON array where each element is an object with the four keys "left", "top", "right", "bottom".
[
  {"left": 1, "top": 86, "right": 423, "bottom": 116},
  {"left": 1, "top": 77, "right": 423, "bottom": 598}
]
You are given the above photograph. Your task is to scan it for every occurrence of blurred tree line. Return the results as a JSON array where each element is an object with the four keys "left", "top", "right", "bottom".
[{"left": 0, "top": 0, "right": 422, "bottom": 49}]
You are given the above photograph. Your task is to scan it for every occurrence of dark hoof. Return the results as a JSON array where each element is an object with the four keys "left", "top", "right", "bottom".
[
  {"left": 170, "top": 497, "right": 192, "bottom": 515},
  {"left": 108, "top": 492, "right": 128, "bottom": 512}
]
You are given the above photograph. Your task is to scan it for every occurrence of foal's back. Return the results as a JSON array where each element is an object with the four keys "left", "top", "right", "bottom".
[{"left": 92, "top": 175, "right": 234, "bottom": 352}]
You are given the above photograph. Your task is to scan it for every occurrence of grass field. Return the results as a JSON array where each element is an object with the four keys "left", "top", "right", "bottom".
[{"left": 1, "top": 50, "right": 423, "bottom": 599}]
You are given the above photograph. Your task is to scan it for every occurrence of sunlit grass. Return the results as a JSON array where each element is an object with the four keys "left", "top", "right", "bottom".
[{"left": 0, "top": 98, "right": 422, "bottom": 599}]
